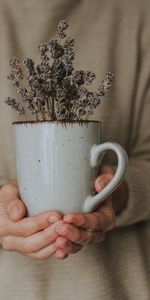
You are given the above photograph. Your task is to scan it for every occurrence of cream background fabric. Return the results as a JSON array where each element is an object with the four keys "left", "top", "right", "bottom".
[{"left": 0, "top": 0, "right": 150, "bottom": 299}]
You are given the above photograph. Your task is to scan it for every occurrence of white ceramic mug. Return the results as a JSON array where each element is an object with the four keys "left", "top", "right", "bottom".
[{"left": 12, "top": 121, "right": 128, "bottom": 216}]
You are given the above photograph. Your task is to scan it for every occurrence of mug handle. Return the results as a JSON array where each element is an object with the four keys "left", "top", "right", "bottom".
[{"left": 82, "top": 142, "right": 128, "bottom": 213}]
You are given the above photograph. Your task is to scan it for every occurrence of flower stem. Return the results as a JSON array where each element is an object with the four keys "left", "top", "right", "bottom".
[{"left": 51, "top": 96, "right": 56, "bottom": 120}]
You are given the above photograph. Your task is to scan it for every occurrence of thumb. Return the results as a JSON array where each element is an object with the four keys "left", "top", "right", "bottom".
[
  {"left": 0, "top": 186, "right": 27, "bottom": 221},
  {"left": 6, "top": 197, "right": 27, "bottom": 221}
]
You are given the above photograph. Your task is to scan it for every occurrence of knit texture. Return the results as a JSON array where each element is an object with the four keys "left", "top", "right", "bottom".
[{"left": 0, "top": 0, "right": 150, "bottom": 299}]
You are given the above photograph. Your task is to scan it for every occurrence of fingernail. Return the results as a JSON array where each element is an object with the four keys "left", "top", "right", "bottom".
[
  {"left": 10, "top": 206, "right": 20, "bottom": 218},
  {"left": 97, "top": 180, "right": 105, "bottom": 191},
  {"left": 49, "top": 215, "right": 59, "bottom": 223},
  {"left": 98, "top": 184, "right": 103, "bottom": 190}
]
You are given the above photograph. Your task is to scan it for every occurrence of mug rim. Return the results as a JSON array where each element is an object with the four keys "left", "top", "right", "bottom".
[{"left": 12, "top": 120, "right": 101, "bottom": 125}]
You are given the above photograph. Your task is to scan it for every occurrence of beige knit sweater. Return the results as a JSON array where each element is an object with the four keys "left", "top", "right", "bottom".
[{"left": 0, "top": 0, "right": 150, "bottom": 299}]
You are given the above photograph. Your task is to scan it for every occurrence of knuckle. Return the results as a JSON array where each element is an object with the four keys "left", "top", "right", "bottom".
[
  {"left": 60, "top": 224, "right": 72, "bottom": 237},
  {"left": 63, "top": 223, "right": 70, "bottom": 231},
  {"left": 17, "top": 223, "right": 28, "bottom": 237},
  {"left": 75, "top": 230, "right": 82, "bottom": 243},
  {"left": 92, "top": 213, "right": 100, "bottom": 228},
  {"left": 7, "top": 200, "right": 26, "bottom": 220}
]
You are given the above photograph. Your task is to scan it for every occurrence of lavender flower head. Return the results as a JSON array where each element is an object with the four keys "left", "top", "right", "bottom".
[{"left": 4, "top": 20, "right": 114, "bottom": 121}]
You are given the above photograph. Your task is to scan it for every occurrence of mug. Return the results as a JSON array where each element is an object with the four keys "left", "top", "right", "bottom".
[{"left": 12, "top": 120, "right": 128, "bottom": 216}]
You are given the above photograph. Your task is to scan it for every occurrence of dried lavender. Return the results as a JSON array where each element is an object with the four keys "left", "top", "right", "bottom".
[
  {"left": 4, "top": 20, "right": 114, "bottom": 121},
  {"left": 5, "top": 97, "right": 25, "bottom": 115}
]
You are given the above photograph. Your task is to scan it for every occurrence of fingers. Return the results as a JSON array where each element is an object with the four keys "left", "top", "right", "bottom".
[
  {"left": 0, "top": 210, "right": 62, "bottom": 237},
  {"left": 58, "top": 165, "right": 116, "bottom": 248},
  {"left": 0, "top": 181, "right": 19, "bottom": 199},
  {"left": 53, "top": 237, "right": 83, "bottom": 260},
  {"left": 2, "top": 232, "right": 81, "bottom": 260},
  {"left": 28, "top": 243, "right": 57, "bottom": 260},
  {"left": 0, "top": 183, "right": 26, "bottom": 221},
  {"left": 55, "top": 221, "right": 106, "bottom": 246},
  {"left": 94, "top": 174, "right": 113, "bottom": 193},
  {"left": 1, "top": 221, "right": 61, "bottom": 254},
  {"left": 7, "top": 198, "right": 27, "bottom": 221},
  {"left": 53, "top": 250, "right": 69, "bottom": 260},
  {"left": 2, "top": 222, "right": 81, "bottom": 260},
  {"left": 55, "top": 236, "right": 82, "bottom": 254},
  {"left": 0, "top": 181, "right": 65, "bottom": 261},
  {"left": 29, "top": 237, "right": 82, "bottom": 260},
  {"left": 63, "top": 170, "right": 115, "bottom": 232},
  {"left": 96, "top": 203, "right": 116, "bottom": 230},
  {"left": 0, "top": 180, "right": 62, "bottom": 238},
  {"left": 64, "top": 212, "right": 101, "bottom": 230},
  {"left": 63, "top": 201, "right": 116, "bottom": 232}
]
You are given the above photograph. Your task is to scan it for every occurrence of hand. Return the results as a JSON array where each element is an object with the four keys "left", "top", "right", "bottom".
[
  {"left": 54, "top": 165, "right": 128, "bottom": 259},
  {"left": 0, "top": 180, "right": 65, "bottom": 260}
]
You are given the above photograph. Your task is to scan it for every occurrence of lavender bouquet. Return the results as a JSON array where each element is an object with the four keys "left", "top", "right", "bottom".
[{"left": 5, "top": 20, "right": 114, "bottom": 121}]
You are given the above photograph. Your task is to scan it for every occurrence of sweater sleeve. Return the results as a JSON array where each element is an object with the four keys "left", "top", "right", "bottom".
[
  {"left": 116, "top": 88, "right": 150, "bottom": 227},
  {"left": 116, "top": 6, "right": 150, "bottom": 227}
]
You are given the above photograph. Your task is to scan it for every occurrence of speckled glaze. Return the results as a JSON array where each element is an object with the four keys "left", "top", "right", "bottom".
[{"left": 12, "top": 121, "right": 128, "bottom": 216}]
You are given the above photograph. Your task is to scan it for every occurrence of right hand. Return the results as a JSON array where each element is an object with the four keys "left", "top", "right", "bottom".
[{"left": 0, "top": 180, "right": 65, "bottom": 259}]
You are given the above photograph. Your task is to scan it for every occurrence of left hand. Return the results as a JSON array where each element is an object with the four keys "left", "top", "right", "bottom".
[{"left": 53, "top": 165, "right": 128, "bottom": 260}]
